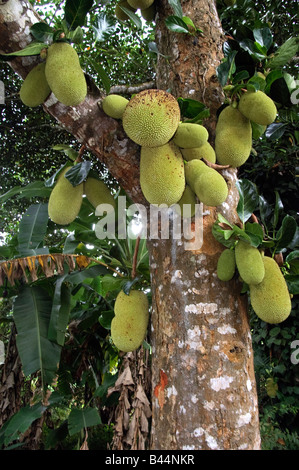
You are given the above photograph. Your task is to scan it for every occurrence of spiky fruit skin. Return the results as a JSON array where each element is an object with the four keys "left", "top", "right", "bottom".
[
  {"left": 249, "top": 256, "right": 291, "bottom": 324},
  {"left": 115, "top": 0, "right": 136, "bottom": 20},
  {"left": 184, "top": 159, "right": 208, "bottom": 192},
  {"left": 217, "top": 249, "right": 236, "bottom": 281},
  {"left": 238, "top": 90, "right": 277, "bottom": 126},
  {"left": 215, "top": 106, "right": 252, "bottom": 167},
  {"left": 20, "top": 62, "right": 51, "bottom": 107},
  {"left": 102, "top": 94, "right": 129, "bottom": 119},
  {"left": 127, "top": 0, "right": 154, "bottom": 9},
  {"left": 122, "top": 89, "right": 181, "bottom": 147},
  {"left": 111, "top": 290, "right": 149, "bottom": 352},
  {"left": 48, "top": 168, "right": 83, "bottom": 225},
  {"left": 235, "top": 240, "right": 265, "bottom": 285},
  {"left": 84, "top": 177, "right": 115, "bottom": 211},
  {"left": 172, "top": 122, "right": 209, "bottom": 149},
  {"left": 140, "top": 142, "right": 185, "bottom": 206},
  {"left": 176, "top": 185, "right": 197, "bottom": 218},
  {"left": 193, "top": 167, "right": 228, "bottom": 207},
  {"left": 181, "top": 142, "right": 216, "bottom": 164},
  {"left": 45, "top": 42, "right": 87, "bottom": 107}
]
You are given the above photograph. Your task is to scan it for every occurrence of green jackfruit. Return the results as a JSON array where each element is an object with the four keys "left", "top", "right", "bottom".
[
  {"left": 122, "top": 89, "right": 180, "bottom": 147},
  {"left": 181, "top": 141, "right": 216, "bottom": 164},
  {"left": 176, "top": 185, "right": 197, "bottom": 218},
  {"left": 193, "top": 167, "right": 228, "bottom": 207},
  {"left": 115, "top": 0, "right": 136, "bottom": 20},
  {"left": 111, "top": 289, "right": 149, "bottom": 352},
  {"left": 215, "top": 106, "right": 252, "bottom": 167},
  {"left": 217, "top": 249, "right": 236, "bottom": 281},
  {"left": 172, "top": 122, "right": 209, "bottom": 149},
  {"left": 140, "top": 142, "right": 185, "bottom": 205},
  {"left": 45, "top": 42, "right": 87, "bottom": 107},
  {"left": 48, "top": 167, "right": 83, "bottom": 225},
  {"left": 238, "top": 90, "right": 277, "bottom": 126},
  {"left": 102, "top": 94, "right": 129, "bottom": 119},
  {"left": 249, "top": 256, "right": 292, "bottom": 324},
  {"left": 141, "top": 3, "right": 156, "bottom": 21},
  {"left": 184, "top": 159, "right": 208, "bottom": 192},
  {"left": 235, "top": 240, "right": 265, "bottom": 285},
  {"left": 20, "top": 62, "right": 51, "bottom": 107},
  {"left": 84, "top": 177, "right": 115, "bottom": 211},
  {"left": 127, "top": 0, "right": 154, "bottom": 8}
]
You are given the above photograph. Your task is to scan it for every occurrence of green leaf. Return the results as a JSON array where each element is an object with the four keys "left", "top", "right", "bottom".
[
  {"left": 273, "top": 190, "right": 283, "bottom": 230},
  {"left": 0, "top": 42, "right": 47, "bottom": 59},
  {"left": 30, "top": 23, "right": 54, "bottom": 42},
  {"left": 275, "top": 215, "right": 297, "bottom": 252},
  {"left": 88, "top": 58, "right": 111, "bottom": 94},
  {"left": 64, "top": 0, "right": 94, "bottom": 30},
  {"left": 48, "top": 277, "right": 71, "bottom": 346},
  {"left": 65, "top": 264, "right": 109, "bottom": 285},
  {"left": 65, "top": 161, "right": 92, "bottom": 186},
  {"left": 244, "top": 222, "right": 264, "bottom": 247},
  {"left": 286, "top": 250, "right": 299, "bottom": 264},
  {"left": 268, "top": 37, "right": 299, "bottom": 69},
  {"left": 13, "top": 286, "right": 61, "bottom": 387},
  {"left": 99, "top": 310, "right": 114, "bottom": 329},
  {"left": 165, "top": 15, "right": 189, "bottom": 34},
  {"left": 68, "top": 407, "right": 101, "bottom": 436},
  {"left": 216, "top": 50, "right": 237, "bottom": 87},
  {"left": 67, "top": 25, "right": 84, "bottom": 44},
  {"left": 0, "top": 181, "right": 51, "bottom": 204},
  {"left": 253, "top": 27, "right": 273, "bottom": 50},
  {"left": 119, "top": 6, "right": 142, "bottom": 28},
  {"left": 177, "top": 97, "right": 210, "bottom": 122},
  {"left": 236, "top": 179, "right": 259, "bottom": 224},
  {"left": 167, "top": 0, "right": 183, "bottom": 17},
  {"left": 17, "top": 203, "right": 49, "bottom": 257}
]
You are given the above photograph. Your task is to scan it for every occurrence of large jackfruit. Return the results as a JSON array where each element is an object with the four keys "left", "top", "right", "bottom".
[
  {"left": 193, "top": 166, "right": 228, "bottom": 207},
  {"left": 215, "top": 106, "right": 252, "bottom": 167},
  {"left": 48, "top": 167, "right": 83, "bottom": 225},
  {"left": 20, "top": 62, "right": 51, "bottom": 107},
  {"left": 140, "top": 142, "right": 185, "bottom": 205},
  {"left": 249, "top": 256, "right": 292, "bottom": 324},
  {"left": 172, "top": 122, "right": 209, "bottom": 149},
  {"left": 184, "top": 159, "right": 207, "bottom": 192},
  {"left": 235, "top": 240, "right": 265, "bottom": 285},
  {"left": 45, "top": 42, "right": 87, "bottom": 107},
  {"left": 238, "top": 90, "right": 277, "bottom": 126},
  {"left": 84, "top": 177, "right": 115, "bottom": 211},
  {"left": 102, "top": 94, "right": 129, "bottom": 119},
  {"left": 111, "top": 289, "right": 149, "bottom": 352},
  {"left": 181, "top": 141, "right": 216, "bottom": 164},
  {"left": 122, "top": 89, "right": 180, "bottom": 147},
  {"left": 217, "top": 249, "right": 236, "bottom": 281}
]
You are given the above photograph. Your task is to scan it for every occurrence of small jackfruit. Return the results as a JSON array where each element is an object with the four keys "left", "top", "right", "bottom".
[
  {"left": 215, "top": 106, "right": 252, "bottom": 167},
  {"left": 45, "top": 42, "right": 87, "bottom": 107},
  {"left": 127, "top": 0, "right": 154, "bottom": 8},
  {"left": 175, "top": 185, "right": 197, "bottom": 218},
  {"left": 249, "top": 256, "right": 292, "bottom": 324},
  {"left": 115, "top": 0, "right": 136, "bottom": 20},
  {"left": 217, "top": 249, "right": 236, "bottom": 281},
  {"left": 140, "top": 142, "right": 185, "bottom": 205},
  {"left": 111, "top": 289, "right": 149, "bottom": 352},
  {"left": 235, "top": 240, "right": 265, "bottom": 285},
  {"left": 238, "top": 90, "right": 277, "bottom": 126},
  {"left": 181, "top": 141, "right": 216, "bottom": 164},
  {"left": 122, "top": 89, "right": 180, "bottom": 147},
  {"left": 102, "top": 94, "right": 129, "bottom": 119},
  {"left": 20, "top": 62, "right": 51, "bottom": 107},
  {"left": 193, "top": 167, "right": 228, "bottom": 207},
  {"left": 172, "top": 122, "right": 209, "bottom": 149},
  {"left": 184, "top": 159, "right": 208, "bottom": 192},
  {"left": 84, "top": 177, "right": 115, "bottom": 211},
  {"left": 48, "top": 167, "right": 83, "bottom": 225}
]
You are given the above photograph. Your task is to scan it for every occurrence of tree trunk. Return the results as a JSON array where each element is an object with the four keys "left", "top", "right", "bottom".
[{"left": 0, "top": 0, "right": 261, "bottom": 450}]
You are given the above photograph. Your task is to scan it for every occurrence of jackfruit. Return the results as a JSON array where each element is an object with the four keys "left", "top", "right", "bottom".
[
  {"left": 172, "top": 122, "right": 209, "bottom": 149},
  {"left": 176, "top": 185, "right": 197, "bottom": 218},
  {"left": 215, "top": 106, "right": 252, "bottom": 167},
  {"left": 102, "top": 94, "right": 129, "bottom": 119},
  {"left": 48, "top": 167, "right": 83, "bottom": 225},
  {"left": 235, "top": 240, "right": 265, "bottom": 285},
  {"left": 193, "top": 166, "right": 228, "bottom": 207},
  {"left": 140, "top": 142, "right": 185, "bottom": 205},
  {"left": 84, "top": 177, "right": 115, "bottom": 211},
  {"left": 122, "top": 89, "right": 180, "bottom": 147},
  {"left": 115, "top": 0, "right": 136, "bottom": 20},
  {"left": 238, "top": 90, "right": 277, "bottom": 126},
  {"left": 141, "top": 3, "right": 156, "bottom": 21},
  {"left": 181, "top": 141, "right": 216, "bottom": 163},
  {"left": 111, "top": 289, "right": 149, "bottom": 352},
  {"left": 45, "top": 42, "right": 87, "bottom": 107},
  {"left": 20, "top": 62, "right": 51, "bottom": 107},
  {"left": 127, "top": 0, "right": 154, "bottom": 8},
  {"left": 249, "top": 256, "right": 292, "bottom": 324},
  {"left": 217, "top": 249, "right": 236, "bottom": 281},
  {"left": 184, "top": 159, "right": 208, "bottom": 192}
]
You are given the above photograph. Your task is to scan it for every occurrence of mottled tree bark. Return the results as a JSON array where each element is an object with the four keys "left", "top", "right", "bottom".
[{"left": 0, "top": 0, "right": 261, "bottom": 450}]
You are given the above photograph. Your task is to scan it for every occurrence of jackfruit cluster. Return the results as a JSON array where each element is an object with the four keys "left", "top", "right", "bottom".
[
  {"left": 19, "top": 62, "right": 51, "bottom": 107},
  {"left": 115, "top": 0, "right": 156, "bottom": 22},
  {"left": 111, "top": 289, "right": 149, "bottom": 352},
  {"left": 45, "top": 42, "right": 87, "bottom": 107},
  {"left": 48, "top": 169, "right": 115, "bottom": 225}
]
